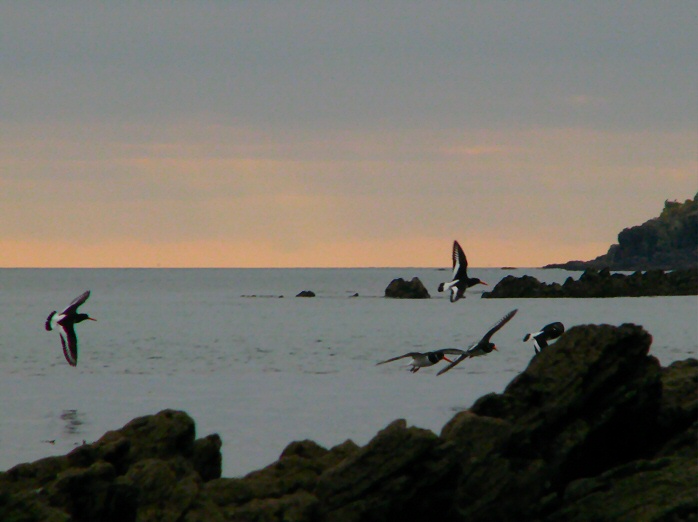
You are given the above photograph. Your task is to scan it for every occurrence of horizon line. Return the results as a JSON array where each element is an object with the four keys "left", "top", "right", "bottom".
[{"left": 0, "top": 265, "right": 545, "bottom": 270}]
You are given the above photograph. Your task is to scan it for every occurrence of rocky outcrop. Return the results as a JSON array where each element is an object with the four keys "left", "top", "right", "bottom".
[
  {"left": 384, "top": 277, "right": 431, "bottom": 298},
  {"left": 2, "top": 326, "right": 696, "bottom": 521},
  {"left": 547, "top": 193, "right": 698, "bottom": 271},
  {"left": 0, "top": 409, "right": 222, "bottom": 522},
  {"left": 482, "top": 267, "right": 698, "bottom": 298},
  {"left": 296, "top": 290, "right": 316, "bottom": 297}
]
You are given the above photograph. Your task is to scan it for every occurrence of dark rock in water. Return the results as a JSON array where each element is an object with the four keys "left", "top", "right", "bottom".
[
  {"left": 482, "top": 274, "right": 563, "bottom": 298},
  {"left": 296, "top": 290, "right": 316, "bottom": 297},
  {"left": 2, "top": 327, "right": 696, "bottom": 521},
  {"left": 482, "top": 267, "right": 698, "bottom": 298},
  {"left": 384, "top": 277, "right": 431, "bottom": 298}
]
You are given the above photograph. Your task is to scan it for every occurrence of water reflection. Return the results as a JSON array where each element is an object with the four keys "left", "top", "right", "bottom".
[{"left": 60, "top": 409, "right": 84, "bottom": 435}]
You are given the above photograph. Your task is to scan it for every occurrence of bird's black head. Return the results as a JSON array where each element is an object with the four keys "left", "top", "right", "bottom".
[
  {"left": 427, "top": 352, "right": 442, "bottom": 364},
  {"left": 468, "top": 277, "right": 488, "bottom": 287},
  {"left": 485, "top": 342, "right": 497, "bottom": 353},
  {"left": 75, "top": 313, "right": 96, "bottom": 324}
]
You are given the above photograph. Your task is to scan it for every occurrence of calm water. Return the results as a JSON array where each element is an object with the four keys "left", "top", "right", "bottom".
[{"left": 1, "top": 268, "right": 696, "bottom": 476}]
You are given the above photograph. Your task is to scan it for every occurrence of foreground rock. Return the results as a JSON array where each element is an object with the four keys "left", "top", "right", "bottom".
[
  {"left": 384, "top": 276, "right": 431, "bottom": 298},
  {"left": 2, "top": 326, "right": 696, "bottom": 521},
  {"left": 482, "top": 267, "right": 698, "bottom": 298},
  {"left": 0, "top": 410, "right": 222, "bottom": 522}
]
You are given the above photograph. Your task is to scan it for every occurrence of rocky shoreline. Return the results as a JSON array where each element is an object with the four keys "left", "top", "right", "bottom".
[
  {"left": 1, "top": 324, "right": 696, "bottom": 521},
  {"left": 483, "top": 267, "right": 698, "bottom": 298}
]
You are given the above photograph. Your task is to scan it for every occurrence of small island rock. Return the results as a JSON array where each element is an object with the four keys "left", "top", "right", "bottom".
[{"left": 384, "top": 277, "right": 431, "bottom": 299}]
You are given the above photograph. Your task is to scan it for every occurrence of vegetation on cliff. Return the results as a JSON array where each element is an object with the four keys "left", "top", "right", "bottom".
[{"left": 547, "top": 193, "right": 698, "bottom": 271}]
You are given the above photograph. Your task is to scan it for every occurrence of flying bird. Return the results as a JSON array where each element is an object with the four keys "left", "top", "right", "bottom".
[
  {"left": 376, "top": 348, "right": 467, "bottom": 373},
  {"left": 45, "top": 290, "right": 96, "bottom": 366},
  {"left": 523, "top": 322, "right": 565, "bottom": 353},
  {"left": 437, "top": 240, "right": 487, "bottom": 302},
  {"left": 437, "top": 309, "right": 518, "bottom": 376}
]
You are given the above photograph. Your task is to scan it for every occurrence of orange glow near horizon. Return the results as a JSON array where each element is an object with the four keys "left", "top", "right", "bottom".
[
  {"left": 3, "top": 123, "right": 695, "bottom": 270},
  {"left": 0, "top": 238, "right": 611, "bottom": 269}
]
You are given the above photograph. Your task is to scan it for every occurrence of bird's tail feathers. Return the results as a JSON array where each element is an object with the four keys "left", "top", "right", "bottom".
[
  {"left": 523, "top": 330, "right": 542, "bottom": 342},
  {"left": 45, "top": 311, "right": 56, "bottom": 331}
]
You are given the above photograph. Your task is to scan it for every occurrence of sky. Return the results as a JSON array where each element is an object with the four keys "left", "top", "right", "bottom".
[{"left": 1, "top": 2, "right": 696, "bottom": 268}]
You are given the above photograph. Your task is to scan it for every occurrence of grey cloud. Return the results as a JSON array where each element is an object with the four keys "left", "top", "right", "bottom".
[{"left": 2, "top": 2, "right": 695, "bottom": 130}]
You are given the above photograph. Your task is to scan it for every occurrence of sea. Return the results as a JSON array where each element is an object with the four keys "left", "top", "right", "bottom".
[{"left": 1, "top": 268, "right": 696, "bottom": 477}]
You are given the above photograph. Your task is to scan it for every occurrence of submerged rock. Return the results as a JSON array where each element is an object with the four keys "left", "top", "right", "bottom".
[
  {"left": 1, "top": 326, "right": 696, "bottom": 521},
  {"left": 296, "top": 290, "right": 316, "bottom": 297},
  {"left": 384, "top": 277, "right": 431, "bottom": 298}
]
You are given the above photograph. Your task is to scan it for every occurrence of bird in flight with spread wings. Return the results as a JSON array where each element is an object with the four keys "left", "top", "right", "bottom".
[{"left": 437, "top": 309, "right": 518, "bottom": 376}]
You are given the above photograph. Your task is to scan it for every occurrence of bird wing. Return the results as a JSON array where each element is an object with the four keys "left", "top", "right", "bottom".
[
  {"left": 59, "top": 329, "right": 78, "bottom": 366},
  {"left": 438, "top": 310, "right": 518, "bottom": 376},
  {"left": 376, "top": 352, "right": 422, "bottom": 365},
  {"left": 452, "top": 240, "right": 468, "bottom": 277},
  {"left": 62, "top": 290, "right": 91, "bottom": 315},
  {"left": 434, "top": 348, "right": 468, "bottom": 356},
  {"left": 449, "top": 287, "right": 459, "bottom": 303},
  {"left": 436, "top": 352, "right": 470, "bottom": 376},
  {"left": 480, "top": 309, "right": 518, "bottom": 344}
]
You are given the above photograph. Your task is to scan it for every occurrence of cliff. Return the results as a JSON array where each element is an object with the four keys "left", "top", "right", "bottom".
[
  {"left": 1, "top": 325, "right": 696, "bottom": 521},
  {"left": 546, "top": 193, "right": 698, "bottom": 271}
]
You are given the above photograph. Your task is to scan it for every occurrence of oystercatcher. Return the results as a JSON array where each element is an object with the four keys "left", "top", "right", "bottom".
[
  {"left": 45, "top": 290, "right": 96, "bottom": 366},
  {"left": 523, "top": 322, "right": 565, "bottom": 354},
  {"left": 376, "top": 348, "right": 467, "bottom": 373},
  {"left": 437, "top": 309, "right": 518, "bottom": 376},
  {"left": 437, "top": 240, "right": 487, "bottom": 302}
]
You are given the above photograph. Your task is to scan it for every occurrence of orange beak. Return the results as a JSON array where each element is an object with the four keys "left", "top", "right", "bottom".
[
  {"left": 444, "top": 356, "right": 453, "bottom": 363},
  {"left": 480, "top": 281, "right": 488, "bottom": 286},
  {"left": 88, "top": 318, "right": 97, "bottom": 321},
  {"left": 492, "top": 345, "right": 498, "bottom": 351}
]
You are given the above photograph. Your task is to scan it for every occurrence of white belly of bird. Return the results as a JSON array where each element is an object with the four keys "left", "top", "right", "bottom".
[
  {"left": 410, "top": 355, "right": 433, "bottom": 368},
  {"left": 49, "top": 313, "right": 66, "bottom": 331}
]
